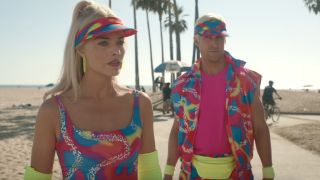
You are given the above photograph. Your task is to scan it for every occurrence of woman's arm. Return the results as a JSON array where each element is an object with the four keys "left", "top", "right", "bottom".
[
  {"left": 139, "top": 92, "right": 156, "bottom": 153},
  {"left": 138, "top": 92, "right": 162, "bottom": 180},
  {"left": 26, "top": 99, "right": 58, "bottom": 177}
]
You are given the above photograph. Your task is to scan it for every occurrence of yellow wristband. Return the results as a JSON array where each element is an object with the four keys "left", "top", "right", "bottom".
[
  {"left": 164, "top": 165, "right": 175, "bottom": 176},
  {"left": 24, "top": 166, "right": 52, "bottom": 180},
  {"left": 138, "top": 151, "right": 162, "bottom": 180},
  {"left": 262, "top": 166, "right": 275, "bottom": 179}
]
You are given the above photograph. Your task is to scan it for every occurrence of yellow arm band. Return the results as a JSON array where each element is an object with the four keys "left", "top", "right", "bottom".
[
  {"left": 262, "top": 166, "right": 275, "bottom": 179},
  {"left": 164, "top": 164, "right": 175, "bottom": 176},
  {"left": 138, "top": 151, "right": 162, "bottom": 180},
  {"left": 24, "top": 166, "right": 52, "bottom": 180}
]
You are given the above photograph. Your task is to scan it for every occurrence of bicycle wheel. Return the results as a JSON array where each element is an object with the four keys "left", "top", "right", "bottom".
[
  {"left": 264, "top": 108, "right": 269, "bottom": 120},
  {"left": 271, "top": 107, "right": 281, "bottom": 122},
  {"left": 264, "top": 105, "right": 271, "bottom": 120}
]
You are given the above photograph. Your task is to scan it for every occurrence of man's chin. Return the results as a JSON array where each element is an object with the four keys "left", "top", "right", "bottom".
[
  {"left": 208, "top": 58, "right": 221, "bottom": 63},
  {"left": 207, "top": 54, "right": 223, "bottom": 62}
]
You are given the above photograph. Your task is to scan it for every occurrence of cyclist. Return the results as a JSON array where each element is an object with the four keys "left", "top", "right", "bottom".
[{"left": 262, "top": 80, "right": 282, "bottom": 107}]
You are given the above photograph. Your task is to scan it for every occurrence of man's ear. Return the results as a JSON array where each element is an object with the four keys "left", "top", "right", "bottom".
[{"left": 194, "top": 36, "right": 199, "bottom": 47}]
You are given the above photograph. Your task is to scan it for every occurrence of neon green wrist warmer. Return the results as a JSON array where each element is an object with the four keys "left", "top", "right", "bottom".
[
  {"left": 24, "top": 166, "right": 52, "bottom": 180},
  {"left": 164, "top": 164, "right": 175, "bottom": 176},
  {"left": 263, "top": 166, "right": 275, "bottom": 179},
  {"left": 138, "top": 151, "right": 162, "bottom": 180}
]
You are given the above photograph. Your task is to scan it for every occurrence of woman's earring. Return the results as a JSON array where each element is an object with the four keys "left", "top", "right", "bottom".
[{"left": 82, "top": 56, "right": 87, "bottom": 73}]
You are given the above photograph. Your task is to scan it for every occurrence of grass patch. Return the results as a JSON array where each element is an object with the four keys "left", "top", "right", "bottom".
[{"left": 273, "top": 122, "right": 320, "bottom": 156}]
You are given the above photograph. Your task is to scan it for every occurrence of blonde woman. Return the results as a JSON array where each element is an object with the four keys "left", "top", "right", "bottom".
[{"left": 24, "top": 1, "right": 161, "bottom": 179}]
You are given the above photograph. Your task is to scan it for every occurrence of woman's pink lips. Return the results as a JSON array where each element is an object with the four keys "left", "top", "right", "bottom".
[{"left": 107, "top": 60, "right": 121, "bottom": 67}]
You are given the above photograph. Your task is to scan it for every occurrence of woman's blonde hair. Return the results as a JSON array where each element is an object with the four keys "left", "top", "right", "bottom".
[{"left": 44, "top": 0, "right": 116, "bottom": 101}]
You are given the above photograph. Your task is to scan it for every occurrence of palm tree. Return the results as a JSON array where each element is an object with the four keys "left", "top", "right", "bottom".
[
  {"left": 172, "top": 0, "right": 181, "bottom": 62},
  {"left": 166, "top": 3, "right": 188, "bottom": 70},
  {"left": 192, "top": 0, "right": 200, "bottom": 64},
  {"left": 167, "top": 1, "right": 174, "bottom": 83},
  {"left": 150, "top": 0, "right": 171, "bottom": 82},
  {"left": 304, "top": 0, "right": 320, "bottom": 14},
  {"left": 134, "top": 0, "right": 156, "bottom": 92},
  {"left": 172, "top": 0, "right": 188, "bottom": 76},
  {"left": 108, "top": 0, "right": 111, "bottom": 8},
  {"left": 131, "top": 1, "right": 140, "bottom": 90},
  {"left": 164, "top": 4, "right": 188, "bottom": 78},
  {"left": 167, "top": 0, "right": 174, "bottom": 61}
]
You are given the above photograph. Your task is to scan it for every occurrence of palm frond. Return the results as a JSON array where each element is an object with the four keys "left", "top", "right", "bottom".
[{"left": 304, "top": 0, "right": 320, "bottom": 14}]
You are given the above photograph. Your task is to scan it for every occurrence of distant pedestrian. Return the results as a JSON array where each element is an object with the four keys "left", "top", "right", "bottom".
[
  {"left": 141, "top": 86, "right": 146, "bottom": 92},
  {"left": 162, "top": 83, "right": 172, "bottom": 114}
]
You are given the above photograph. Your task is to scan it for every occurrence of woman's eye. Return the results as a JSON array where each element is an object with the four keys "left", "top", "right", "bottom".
[{"left": 98, "top": 41, "right": 109, "bottom": 46}]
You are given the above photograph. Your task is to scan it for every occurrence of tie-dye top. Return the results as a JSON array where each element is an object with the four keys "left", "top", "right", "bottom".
[{"left": 54, "top": 90, "right": 142, "bottom": 180}]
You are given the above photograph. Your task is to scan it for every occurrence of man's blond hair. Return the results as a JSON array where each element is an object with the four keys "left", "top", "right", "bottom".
[
  {"left": 194, "top": 13, "right": 227, "bottom": 42},
  {"left": 195, "top": 13, "right": 226, "bottom": 27}
]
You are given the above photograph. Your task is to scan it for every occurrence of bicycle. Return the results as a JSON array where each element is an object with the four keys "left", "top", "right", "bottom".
[{"left": 263, "top": 98, "right": 281, "bottom": 122}]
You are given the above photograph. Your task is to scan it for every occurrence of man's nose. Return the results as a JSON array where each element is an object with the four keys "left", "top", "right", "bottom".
[{"left": 211, "top": 41, "right": 219, "bottom": 48}]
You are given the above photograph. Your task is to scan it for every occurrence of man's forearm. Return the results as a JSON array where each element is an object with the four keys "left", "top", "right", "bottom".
[
  {"left": 166, "top": 127, "right": 179, "bottom": 166},
  {"left": 255, "top": 125, "right": 273, "bottom": 167}
]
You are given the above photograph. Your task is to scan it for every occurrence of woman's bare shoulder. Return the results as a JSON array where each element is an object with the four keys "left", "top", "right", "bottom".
[
  {"left": 137, "top": 91, "right": 152, "bottom": 108},
  {"left": 136, "top": 91, "right": 152, "bottom": 126},
  {"left": 37, "top": 96, "right": 60, "bottom": 126}
]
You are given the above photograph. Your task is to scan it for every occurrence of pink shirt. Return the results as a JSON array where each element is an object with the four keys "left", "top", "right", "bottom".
[{"left": 194, "top": 66, "right": 232, "bottom": 157}]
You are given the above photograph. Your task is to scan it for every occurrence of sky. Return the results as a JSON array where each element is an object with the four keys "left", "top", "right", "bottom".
[{"left": 0, "top": 0, "right": 319, "bottom": 89}]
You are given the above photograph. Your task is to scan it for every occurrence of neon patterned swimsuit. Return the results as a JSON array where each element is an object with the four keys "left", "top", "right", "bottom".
[{"left": 54, "top": 90, "right": 142, "bottom": 180}]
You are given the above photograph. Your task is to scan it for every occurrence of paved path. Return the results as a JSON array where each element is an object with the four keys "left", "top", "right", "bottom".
[{"left": 153, "top": 111, "right": 320, "bottom": 180}]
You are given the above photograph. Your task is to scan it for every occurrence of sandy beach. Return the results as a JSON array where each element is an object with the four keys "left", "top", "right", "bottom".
[
  {"left": 0, "top": 87, "right": 319, "bottom": 179},
  {"left": 0, "top": 87, "right": 61, "bottom": 179}
]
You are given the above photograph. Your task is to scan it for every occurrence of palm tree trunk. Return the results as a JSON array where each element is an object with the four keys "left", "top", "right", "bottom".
[
  {"left": 196, "top": 0, "right": 200, "bottom": 60},
  {"left": 176, "top": 32, "right": 181, "bottom": 62},
  {"left": 173, "top": 0, "right": 181, "bottom": 77},
  {"left": 192, "top": 0, "right": 200, "bottom": 64},
  {"left": 168, "top": 2, "right": 174, "bottom": 60},
  {"left": 168, "top": 1, "right": 174, "bottom": 84},
  {"left": 176, "top": 31, "right": 181, "bottom": 77},
  {"left": 192, "top": 44, "right": 197, "bottom": 64},
  {"left": 109, "top": 0, "right": 111, "bottom": 8},
  {"left": 159, "top": 14, "right": 165, "bottom": 83},
  {"left": 173, "top": 0, "right": 180, "bottom": 61},
  {"left": 133, "top": 2, "right": 140, "bottom": 90},
  {"left": 146, "top": 11, "right": 156, "bottom": 92}
]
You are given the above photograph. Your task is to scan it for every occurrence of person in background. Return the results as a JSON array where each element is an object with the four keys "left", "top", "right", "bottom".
[
  {"left": 155, "top": 76, "right": 161, "bottom": 91},
  {"left": 262, "top": 80, "right": 282, "bottom": 107},
  {"left": 159, "top": 76, "right": 165, "bottom": 90},
  {"left": 141, "top": 86, "right": 146, "bottom": 92},
  {"left": 162, "top": 83, "right": 172, "bottom": 115},
  {"left": 24, "top": 1, "right": 161, "bottom": 179}
]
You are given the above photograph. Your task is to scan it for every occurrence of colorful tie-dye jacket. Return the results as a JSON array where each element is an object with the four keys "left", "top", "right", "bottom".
[{"left": 171, "top": 51, "right": 261, "bottom": 179}]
